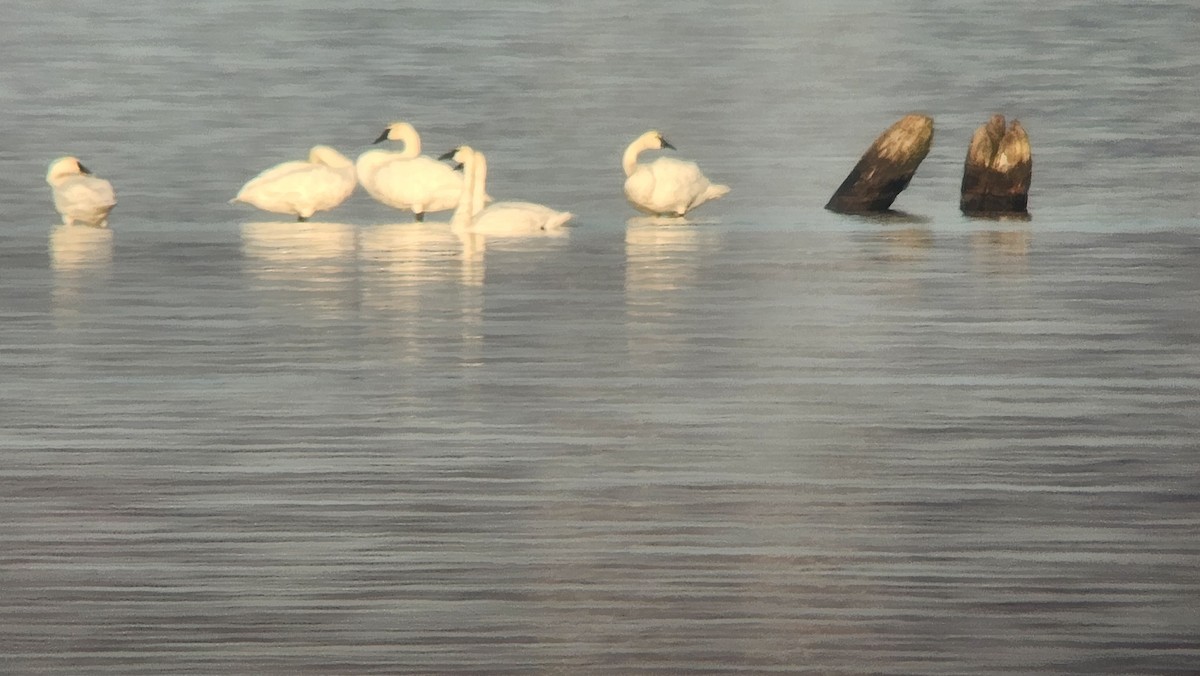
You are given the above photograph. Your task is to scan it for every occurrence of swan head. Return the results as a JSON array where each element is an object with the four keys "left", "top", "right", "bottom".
[
  {"left": 47, "top": 156, "right": 90, "bottom": 185},
  {"left": 373, "top": 121, "right": 419, "bottom": 145},
  {"left": 437, "top": 145, "right": 475, "bottom": 165},
  {"left": 308, "top": 145, "right": 352, "bottom": 168},
  {"left": 638, "top": 130, "right": 676, "bottom": 151}
]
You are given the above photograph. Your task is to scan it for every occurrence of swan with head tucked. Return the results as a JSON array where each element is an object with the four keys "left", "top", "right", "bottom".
[
  {"left": 46, "top": 157, "right": 116, "bottom": 227},
  {"left": 441, "top": 146, "right": 573, "bottom": 235},
  {"left": 622, "top": 130, "right": 729, "bottom": 217},
  {"left": 357, "top": 121, "right": 470, "bottom": 222},
  {"left": 232, "top": 145, "right": 356, "bottom": 222}
]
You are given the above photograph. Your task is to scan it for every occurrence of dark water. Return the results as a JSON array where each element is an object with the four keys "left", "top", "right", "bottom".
[{"left": 2, "top": 2, "right": 1200, "bottom": 674}]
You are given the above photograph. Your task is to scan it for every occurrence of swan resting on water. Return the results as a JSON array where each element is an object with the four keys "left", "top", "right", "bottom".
[
  {"left": 440, "top": 145, "right": 573, "bottom": 235},
  {"left": 357, "top": 121, "right": 471, "bottom": 222},
  {"left": 231, "top": 145, "right": 356, "bottom": 222},
  {"left": 622, "top": 130, "right": 729, "bottom": 217},
  {"left": 46, "top": 157, "right": 117, "bottom": 227}
]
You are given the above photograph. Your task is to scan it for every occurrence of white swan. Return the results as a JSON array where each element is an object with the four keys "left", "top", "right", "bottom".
[
  {"left": 622, "top": 130, "right": 729, "bottom": 217},
  {"left": 46, "top": 157, "right": 116, "bottom": 227},
  {"left": 357, "top": 121, "right": 469, "bottom": 222},
  {"left": 441, "top": 146, "right": 572, "bottom": 235},
  {"left": 232, "top": 145, "right": 356, "bottom": 222}
]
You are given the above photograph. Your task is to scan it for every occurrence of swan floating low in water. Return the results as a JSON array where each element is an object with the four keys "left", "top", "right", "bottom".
[
  {"left": 46, "top": 157, "right": 117, "bottom": 227},
  {"left": 441, "top": 146, "right": 573, "bottom": 235},
  {"left": 232, "top": 145, "right": 356, "bottom": 222},
  {"left": 357, "top": 121, "right": 469, "bottom": 222},
  {"left": 622, "top": 130, "right": 729, "bottom": 217}
]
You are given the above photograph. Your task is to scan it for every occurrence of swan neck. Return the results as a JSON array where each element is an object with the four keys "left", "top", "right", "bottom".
[
  {"left": 450, "top": 151, "right": 475, "bottom": 230},
  {"left": 399, "top": 128, "right": 421, "bottom": 159},
  {"left": 622, "top": 138, "right": 647, "bottom": 177},
  {"left": 472, "top": 153, "right": 488, "bottom": 215}
]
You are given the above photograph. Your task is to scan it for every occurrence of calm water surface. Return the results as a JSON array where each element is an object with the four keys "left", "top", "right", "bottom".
[{"left": 2, "top": 2, "right": 1199, "bottom": 674}]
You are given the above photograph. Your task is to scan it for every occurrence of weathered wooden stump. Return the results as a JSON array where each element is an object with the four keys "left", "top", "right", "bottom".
[
  {"left": 825, "top": 113, "right": 934, "bottom": 214},
  {"left": 960, "top": 114, "right": 1031, "bottom": 216}
]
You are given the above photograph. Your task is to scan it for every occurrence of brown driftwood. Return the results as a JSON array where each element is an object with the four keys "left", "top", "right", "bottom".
[
  {"left": 960, "top": 115, "right": 1031, "bottom": 215},
  {"left": 825, "top": 114, "right": 934, "bottom": 214}
]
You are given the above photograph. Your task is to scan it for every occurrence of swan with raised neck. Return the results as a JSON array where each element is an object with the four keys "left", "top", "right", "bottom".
[
  {"left": 357, "top": 121, "right": 468, "bottom": 222},
  {"left": 441, "top": 146, "right": 572, "bottom": 234},
  {"left": 622, "top": 130, "right": 729, "bottom": 217}
]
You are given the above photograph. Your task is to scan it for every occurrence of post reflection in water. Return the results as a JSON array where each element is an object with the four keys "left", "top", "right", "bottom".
[
  {"left": 972, "top": 227, "right": 1033, "bottom": 275},
  {"left": 873, "top": 226, "right": 934, "bottom": 263}
]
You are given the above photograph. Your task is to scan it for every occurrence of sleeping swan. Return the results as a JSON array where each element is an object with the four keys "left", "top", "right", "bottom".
[
  {"left": 357, "top": 121, "right": 468, "bottom": 222},
  {"left": 46, "top": 157, "right": 117, "bottom": 227},
  {"left": 440, "top": 146, "right": 573, "bottom": 235},
  {"left": 232, "top": 145, "right": 356, "bottom": 222},
  {"left": 622, "top": 130, "right": 729, "bottom": 217}
]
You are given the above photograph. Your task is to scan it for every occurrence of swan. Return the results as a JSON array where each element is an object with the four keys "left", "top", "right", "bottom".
[
  {"left": 440, "top": 146, "right": 572, "bottom": 235},
  {"left": 232, "top": 145, "right": 356, "bottom": 222},
  {"left": 622, "top": 130, "right": 729, "bottom": 217},
  {"left": 46, "top": 157, "right": 116, "bottom": 227},
  {"left": 357, "top": 121, "right": 469, "bottom": 222}
]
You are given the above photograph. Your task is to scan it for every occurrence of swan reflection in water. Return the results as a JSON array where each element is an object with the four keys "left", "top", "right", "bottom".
[
  {"left": 240, "top": 221, "right": 359, "bottom": 318},
  {"left": 50, "top": 224, "right": 114, "bottom": 272},
  {"left": 50, "top": 224, "right": 114, "bottom": 318},
  {"left": 625, "top": 216, "right": 720, "bottom": 295},
  {"left": 623, "top": 217, "right": 722, "bottom": 367},
  {"left": 361, "top": 215, "right": 571, "bottom": 364},
  {"left": 358, "top": 220, "right": 568, "bottom": 311},
  {"left": 240, "top": 220, "right": 357, "bottom": 265},
  {"left": 359, "top": 222, "right": 484, "bottom": 292},
  {"left": 357, "top": 222, "right": 481, "bottom": 361}
]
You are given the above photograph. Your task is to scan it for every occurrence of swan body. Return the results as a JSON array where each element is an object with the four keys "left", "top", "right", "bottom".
[
  {"left": 444, "top": 146, "right": 572, "bottom": 235},
  {"left": 357, "top": 121, "right": 470, "bottom": 222},
  {"left": 46, "top": 157, "right": 116, "bottom": 227},
  {"left": 622, "top": 130, "right": 729, "bottom": 217},
  {"left": 233, "top": 145, "right": 356, "bottom": 221}
]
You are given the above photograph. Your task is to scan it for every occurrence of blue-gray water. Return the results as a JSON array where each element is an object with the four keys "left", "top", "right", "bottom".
[{"left": 2, "top": 2, "right": 1199, "bottom": 674}]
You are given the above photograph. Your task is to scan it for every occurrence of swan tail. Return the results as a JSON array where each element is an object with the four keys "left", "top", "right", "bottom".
[
  {"left": 704, "top": 183, "right": 731, "bottom": 201},
  {"left": 546, "top": 211, "right": 574, "bottom": 230}
]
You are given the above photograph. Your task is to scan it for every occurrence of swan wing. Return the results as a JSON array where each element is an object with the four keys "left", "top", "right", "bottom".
[
  {"left": 55, "top": 176, "right": 116, "bottom": 209},
  {"left": 236, "top": 160, "right": 314, "bottom": 199},
  {"left": 305, "top": 165, "right": 356, "bottom": 212},
  {"left": 368, "top": 155, "right": 465, "bottom": 213},
  {"left": 626, "top": 157, "right": 724, "bottom": 216},
  {"left": 355, "top": 149, "right": 398, "bottom": 193},
  {"left": 648, "top": 157, "right": 711, "bottom": 212},
  {"left": 54, "top": 176, "right": 116, "bottom": 224},
  {"left": 473, "top": 201, "right": 572, "bottom": 235},
  {"left": 235, "top": 162, "right": 353, "bottom": 216}
]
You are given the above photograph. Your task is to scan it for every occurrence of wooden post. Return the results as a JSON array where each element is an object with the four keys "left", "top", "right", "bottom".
[
  {"left": 825, "top": 114, "right": 934, "bottom": 214},
  {"left": 960, "top": 115, "right": 1031, "bottom": 216}
]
